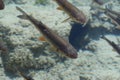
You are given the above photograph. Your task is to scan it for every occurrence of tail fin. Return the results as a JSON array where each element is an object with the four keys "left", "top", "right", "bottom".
[{"left": 16, "top": 6, "right": 29, "bottom": 19}]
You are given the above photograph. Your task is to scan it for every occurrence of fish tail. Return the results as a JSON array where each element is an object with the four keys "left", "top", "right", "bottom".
[{"left": 16, "top": 6, "right": 29, "bottom": 19}]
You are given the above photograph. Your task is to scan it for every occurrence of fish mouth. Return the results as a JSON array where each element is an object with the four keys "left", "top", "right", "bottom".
[
  {"left": 67, "top": 52, "right": 78, "bottom": 59},
  {"left": 62, "top": 45, "right": 78, "bottom": 59},
  {"left": 77, "top": 18, "right": 86, "bottom": 24},
  {"left": 63, "top": 49, "right": 78, "bottom": 58},
  {"left": 59, "top": 50, "right": 78, "bottom": 59}
]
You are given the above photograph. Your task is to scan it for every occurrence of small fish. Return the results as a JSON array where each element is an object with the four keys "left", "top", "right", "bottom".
[
  {"left": 93, "top": 0, "right": 104, "bottom": 5},
  {"left": 106, "top": 8, "right": 120, "bottom": 18},
  {"left": 104, "top": 9, "right": 120, "bottom": 26},
  {"left": 101, "top": 36, "right": 120, "bottom": 55},
  {"left": 0, "top": 0, "right": 4, "bottom": 10},
  {"left": 16, "top": 7, "right": 78, "bottom": 59},
  {"left": 53, "top": 0, "right": 87, "bottom": 25},
  {"left": 98, "top": 7, "right": 120, "bottom": 27}
]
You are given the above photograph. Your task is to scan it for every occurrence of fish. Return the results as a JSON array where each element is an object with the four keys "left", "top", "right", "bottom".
[
  {"left": 106, "top": 8, "right": 120, "bottom": 18},
  {"left": 98, "top": 7, "right": 120, "bottom": 27},
  {"left": 105, "top": 11, "right": 120, "bottom": 26},
  {"left": 0, "top": 0, "right": 4, "bottom": 10},
  {"left": 16, "top": 6, "right": 78, "bottom": 59},
  {"left": 53, "top": 0, "right": 87, "bottom": 25},
  {"left": 101, "top": 36, "right": 120, "bottom": 55},
  {"left": 104, "top": 8, "right": 120, "bottom": 27}
]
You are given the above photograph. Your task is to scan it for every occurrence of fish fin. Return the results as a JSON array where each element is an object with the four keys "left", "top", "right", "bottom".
[
  {"left": 16, "top": 7, "right": 27, "bottom": 20},
  {"left": 112, "top": 48, "right": 116, "bottom": 52},
  {"left": 56, "top": 48, "right": 59, "bottom": 52},
  {"left": 57, "top": 6, "right": 63, "bottom": 10},
  {"left": 112, "top": 49, "right": 116, "bottom": 52},
  {"left": 46, "top": 45, "right": 57, "bottom": 53},
  {"left": 62, "top": 17, "right": 71, "bottom": 23},
  {"left": 50, "top": 46, "right": 57, "bottom": 51},
  {"left": 17, "top": 15, "right": 27, "bottom": 19},
  {"left": 48, "top": 45, "right": 60, "bottom": 52},
  {"left": 16, "top": 6, "right": 30, "bottom": 20},
  {"left": 48, "top": 46, "right": 66, "bottom": 58},
  {"left": 39, "top": 36, "right": 46, "bottom": 41},
  {"left": 116, "top": 55, "right": 120, "bottom": 57}
]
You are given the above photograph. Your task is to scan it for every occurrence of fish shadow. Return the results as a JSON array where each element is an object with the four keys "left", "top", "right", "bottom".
[{"left": 69, "top": 22, "right": 120, "bottom": 51}]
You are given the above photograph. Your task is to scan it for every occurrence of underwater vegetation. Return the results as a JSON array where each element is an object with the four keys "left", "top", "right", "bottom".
[{"left": 35, "top": 0, "right": 49, "bottom": 5}]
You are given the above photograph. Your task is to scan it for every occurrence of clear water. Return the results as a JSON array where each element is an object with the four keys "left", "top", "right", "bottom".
[{"left": 0, "top": 0, "right": 120, "bottom": 80}]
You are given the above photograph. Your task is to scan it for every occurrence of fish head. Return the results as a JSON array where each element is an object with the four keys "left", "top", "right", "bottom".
[
  {"left": 75, "top": 12, "right": 87, "bottom": 24},
  {"left": 62, "top": 45, "right": 78, "bottom": 59},
  {"left": 76, "top": 16, "right": 86, "bottom": 24}
]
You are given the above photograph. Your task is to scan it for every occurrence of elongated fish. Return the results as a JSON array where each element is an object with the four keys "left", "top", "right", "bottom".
[
  {"left": 105, "top": 11, "right": 120, "bottom": 26},
  {"left": 16, "top": 7, "right": 78, "bottom": 59},
  {"left": 101, "top": 36, "right": 120, "bottom": 55},
  {"left": 0, "top": 0, "right": 4, "bottom": 10},
  {"left": 106, "top": 9, "right": 120, "bottom": 18},
  {"left": 104, "top": 8, "right": 120, "bottom": 26},
  {"left": 53, "top": 0, "right": 87, "bottom": 24},
  {"left": 98, "top": 7, "right": 120, "bottom": 27}
]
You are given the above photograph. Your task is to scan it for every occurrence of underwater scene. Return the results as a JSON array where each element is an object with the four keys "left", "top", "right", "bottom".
[{"left": 0, "top": 0, "right": 120, "bottom": 80}]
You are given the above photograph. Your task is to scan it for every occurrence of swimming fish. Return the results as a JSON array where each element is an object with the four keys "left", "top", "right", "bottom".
[
  {"left": 0, "top": 0, "right": 4, "bottom": 10},
  {"left": 16, "top": 7, "right": 78, "bottom": 59},
  {"left": 101, "top": 36, "right": 120, "bottom": 55},
  {"left": 106, "top": 8, "right": 120, "bottom": 18},
  {"left": 104, "top": 8, "right": 120, "bottom": 27},
  {"left": 53, "top": 0, "right": 87, "bottom": 25},
  {"left": 98, "top": 7, "right": 120, "bottom": 27},
  {"left": 105, "top": 11, "right": 120, "bottom": 26}
]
